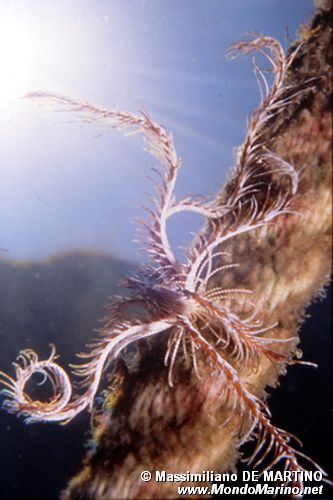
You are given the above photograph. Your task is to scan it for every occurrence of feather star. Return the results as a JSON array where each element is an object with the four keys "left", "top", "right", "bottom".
[{"left": 0, "top": 35, "right": 330, "bottom": 492}]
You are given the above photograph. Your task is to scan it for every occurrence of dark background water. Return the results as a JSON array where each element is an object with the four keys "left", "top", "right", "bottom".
[{"left": 0, "top": 252, "right": 131, "bottom": 499}]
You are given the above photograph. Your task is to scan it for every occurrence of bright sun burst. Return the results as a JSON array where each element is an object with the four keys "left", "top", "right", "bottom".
[{"left": 0, "top": 14, "right": 37, "bottom": 101}]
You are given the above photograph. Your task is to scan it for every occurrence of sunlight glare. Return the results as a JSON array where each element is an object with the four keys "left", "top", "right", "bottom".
[{"left": 0, "top": 14, "right": 38, "bottom": 102}]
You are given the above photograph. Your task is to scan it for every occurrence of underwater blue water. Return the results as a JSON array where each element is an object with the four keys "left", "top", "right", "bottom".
[{"left": 0, "top": 0, "right": 313, "bottom": 263}]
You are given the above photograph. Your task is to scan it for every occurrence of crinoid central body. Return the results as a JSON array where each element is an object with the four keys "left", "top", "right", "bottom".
[{"left": 1, "top": 34, "right": 330, "bottom": 492}]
